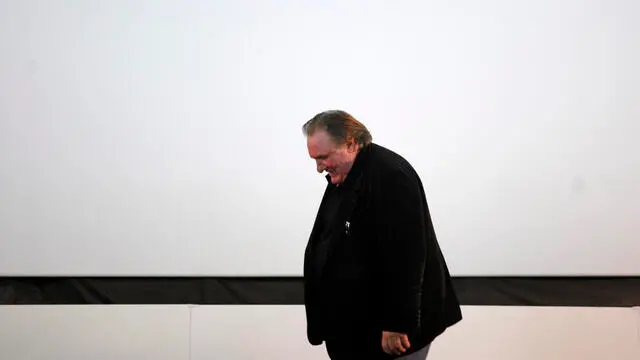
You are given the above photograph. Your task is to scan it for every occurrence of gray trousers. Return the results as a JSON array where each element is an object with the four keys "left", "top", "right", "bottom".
[
  {"left": 395, "top": 343, "right": 430, "bottom": 360},
  {"left": 326, "top": 342, "right": 430, "bottom": 360}
]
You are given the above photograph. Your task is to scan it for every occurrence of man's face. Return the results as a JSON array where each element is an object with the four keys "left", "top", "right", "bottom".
[{"left": 307, "top": 130, "right": 359, "bottom": 185}]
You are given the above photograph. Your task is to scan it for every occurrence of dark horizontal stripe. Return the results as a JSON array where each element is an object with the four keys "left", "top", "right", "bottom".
[{"left": 1, "top": 276, "right": 639, "bottom": 306}]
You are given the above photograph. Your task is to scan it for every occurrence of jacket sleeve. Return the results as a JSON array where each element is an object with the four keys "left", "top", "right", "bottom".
[{"left": 373, "top": 167, "right": 427, "bottom": 335}]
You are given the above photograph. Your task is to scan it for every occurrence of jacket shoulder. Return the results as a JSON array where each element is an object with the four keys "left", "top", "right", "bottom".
[{"left": 368, "top": 143, "right": 421, "bottom": 183}]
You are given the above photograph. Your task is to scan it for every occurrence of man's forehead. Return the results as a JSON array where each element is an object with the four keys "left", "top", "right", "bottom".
[
  {"left": 307, "top": 131, "right": 336, "bottom": 157},
  {"left": 309, "top": 129, "right": 334, "bottom": 144}
]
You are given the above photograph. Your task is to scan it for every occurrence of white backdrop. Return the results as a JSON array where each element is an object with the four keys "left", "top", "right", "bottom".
[
  {"left": 0, "top": 0, "right": 638, "bottom": 276},
  {"left": 1, "top": 305, "right": 639, "bottom": 360}
]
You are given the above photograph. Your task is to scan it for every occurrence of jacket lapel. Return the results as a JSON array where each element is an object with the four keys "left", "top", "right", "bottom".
[{"left": 316, "top": 163, "right": 365, "bottom": 278}]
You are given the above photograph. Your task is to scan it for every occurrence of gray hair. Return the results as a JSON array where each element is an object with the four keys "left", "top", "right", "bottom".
[{"left": 302, "top": 110, "right": 372, "bottom": 146}]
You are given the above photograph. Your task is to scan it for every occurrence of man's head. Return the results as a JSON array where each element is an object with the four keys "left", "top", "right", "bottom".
[{"left": 302, "top": 110, "right": 372, "bottom": 185}]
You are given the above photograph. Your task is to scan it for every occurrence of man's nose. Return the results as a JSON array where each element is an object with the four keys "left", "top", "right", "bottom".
[{"left": 316, "top": 161, "right": 325, "bottom": 173}]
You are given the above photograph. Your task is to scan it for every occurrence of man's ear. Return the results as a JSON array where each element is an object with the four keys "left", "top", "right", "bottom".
[{"left": 346, "top": 137, "right": 359, "bottom": 152}]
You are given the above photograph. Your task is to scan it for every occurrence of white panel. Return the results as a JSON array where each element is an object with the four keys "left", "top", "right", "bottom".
[
  {"left": 0, "top": 0, "right": 638, "bottom": 276},
  {"left": 190, "top": 305, "right": 640, "bottom": 360},
  {"left": 190, "top": 305, "right": 329, "bottom": 360},
  {"left": 0, "top": 305, "right": 191, "bottom": 360},
  {"left": 635, "top": 307, "right": 640, "bottom": 345},
  {"left": 429, "top": 306, "right": 640, "bottom": 360},
  {"left": 0, "top": 305, "right": 638, "bottom": 359}
]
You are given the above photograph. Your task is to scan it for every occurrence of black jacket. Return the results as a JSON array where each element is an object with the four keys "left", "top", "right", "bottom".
[{"left": 303, "top": 143, "right": 462, "bottom": 356}]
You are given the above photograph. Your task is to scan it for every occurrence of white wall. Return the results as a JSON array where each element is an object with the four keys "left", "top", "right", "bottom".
[
  {"left": 0, "top": 305, "right": 192, "bottom": 360},
  {"left": 1, "top": 305, "right": 638, "bottom": 360}
]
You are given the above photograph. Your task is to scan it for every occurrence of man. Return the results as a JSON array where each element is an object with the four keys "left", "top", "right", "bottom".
[{"left": 302, "top": 110, "right": 462, "bottom": 360}]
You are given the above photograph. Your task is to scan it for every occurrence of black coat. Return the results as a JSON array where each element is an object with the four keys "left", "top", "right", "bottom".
[{"left": 303, "top": 143, "right": 462, "bottom": 356}]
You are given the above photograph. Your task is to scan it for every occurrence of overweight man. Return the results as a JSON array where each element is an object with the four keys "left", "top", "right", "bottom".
[{"left": 302, "top": 110, "right": 462, "bottom": 359}]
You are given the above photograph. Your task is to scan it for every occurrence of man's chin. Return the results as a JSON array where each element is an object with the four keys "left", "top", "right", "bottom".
[{"left": 328, "top": 173, "right": 342, "bottom": 184}]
